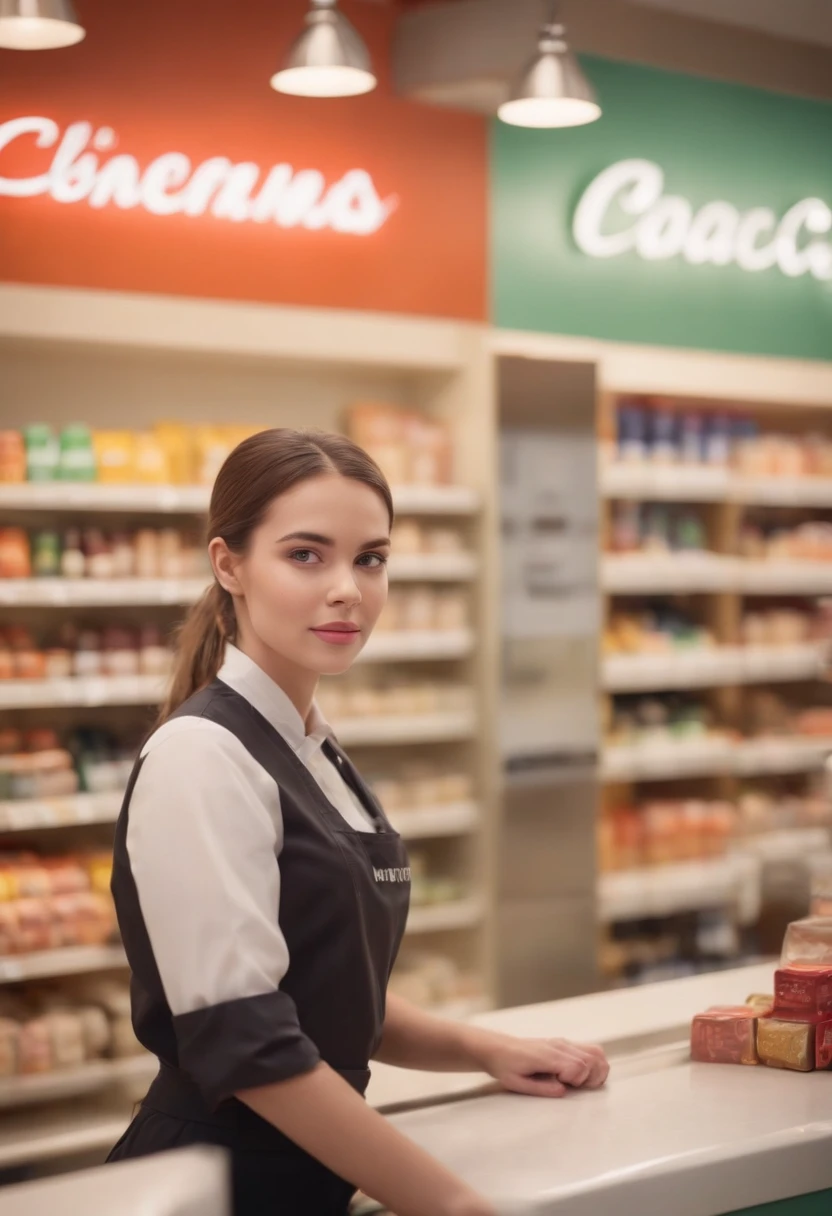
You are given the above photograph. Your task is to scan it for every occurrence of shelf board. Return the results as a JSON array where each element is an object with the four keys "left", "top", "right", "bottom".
[
  {"left": 603, "top": 554, "right": 832, "bottom": 596},
  {"left": 405, "top": 897, "right": 484, "bottom": 935},
  {"left": 602, "top": 736, "right": 832, "bottom": 783},
  {"left": 0, "top": 674, "right": 168, "bottom": 710},
  {"left": 388, "top": 802, "right": 481, "bottom": 840},
  {"left": 388, "top": 553, "right": 478, "bottom": 581},
  {"left": 598, "top": 857, "right": 760, "bottom": 923},
  {"left": 0, "top": 482, "right": 478, "bottom": 518},
  {"left": 602, "top": 553, "right": 737, "bottom": 594},
  {"left": 0, "top": 945, "right": 127, "bottom": 984},
  {"left": 0, "top": 791, "right": 122, "bottom": 832},
  {"left": 602, "top": 645, "right": 824, "bottom": 693},
  {"left": 0, "top": 577, "right": 210, "bottom": 608},
  {"left": 336, "top": 710, "right": 476, "bottom": 747},
  {"left": 360, "top": 630, "right": 474, "bottom": 663},
  {"left": 603, "top": 464, "right": 832, "bottom": 508},
  {"left": 0, "top": 1053, "right": 155, "bottom": 1112}
]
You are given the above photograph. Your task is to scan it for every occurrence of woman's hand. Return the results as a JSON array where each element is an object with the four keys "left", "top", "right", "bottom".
[{"left": 474, "top": 1032, "right": 609, "bottom": 1098}]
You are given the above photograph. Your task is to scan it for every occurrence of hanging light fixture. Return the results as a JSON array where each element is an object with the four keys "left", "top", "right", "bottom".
[
  {"left": 498, "top": 1, "right": 600, "bottom": 129},
  {"left": 0, "top": 0, "right": 85, "bottom": 49},
  {"left": 270, "top": 0, "right": 376, "bottom": 99}
]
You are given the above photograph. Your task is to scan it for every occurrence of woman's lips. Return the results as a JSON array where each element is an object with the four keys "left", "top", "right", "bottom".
[{"left": 311, "top": 627, "right": 361, "bottom": 646}]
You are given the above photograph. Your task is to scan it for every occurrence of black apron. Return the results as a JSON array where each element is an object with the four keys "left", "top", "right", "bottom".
[{"left": 107, "top": 680, "right": 411, "bottom": 1216}]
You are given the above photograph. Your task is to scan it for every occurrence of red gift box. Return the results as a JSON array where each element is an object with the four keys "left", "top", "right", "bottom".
[
  {"left": 691, "top": 1010, "right": 758, "bottom": 1065},
  {"left": 815, "top": 1020, "right": 832, "bottom": 1069},
  {"left": 774, "top": 967, "right": 832, "bottom": 1020}
]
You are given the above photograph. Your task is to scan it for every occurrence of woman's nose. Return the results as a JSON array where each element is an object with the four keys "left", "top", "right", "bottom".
[{"left": 327, "top": 566, "right": 362, "bottom": 606}]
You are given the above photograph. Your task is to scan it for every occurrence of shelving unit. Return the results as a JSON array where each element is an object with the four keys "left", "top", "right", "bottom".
[
  {"left": 0, "top": 1055, "right": 155, "bottom": 1113},
  {"left": 0, "top": 286, "right": 499, "bottom": 1155},
  {"left": 602, "top": 644, "right": 825, "bottom": 692}
]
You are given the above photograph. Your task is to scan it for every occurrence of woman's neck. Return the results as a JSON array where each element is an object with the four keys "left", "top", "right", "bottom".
[{"left": 232, "top": 632, "right": 318, "bottom": 731}]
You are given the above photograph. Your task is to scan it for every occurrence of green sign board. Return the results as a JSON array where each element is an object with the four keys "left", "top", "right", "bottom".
[{"left": 491, "top": 57, "right": 832, "bottom": 361}]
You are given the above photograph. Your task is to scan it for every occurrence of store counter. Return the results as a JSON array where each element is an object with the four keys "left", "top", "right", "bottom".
[{"left": 371, "top": 964, "right": 832, "bottom": 1216}]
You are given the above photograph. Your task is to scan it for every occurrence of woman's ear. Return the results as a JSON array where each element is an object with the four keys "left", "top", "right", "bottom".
[{"left": 209, "top": 538, "right": 243, "bottom": 596}]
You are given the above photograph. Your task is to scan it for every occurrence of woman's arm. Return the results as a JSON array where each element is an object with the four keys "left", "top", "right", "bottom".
[
  {"left": 375, "top": 994, "right": 609, "bottom": 1098},
  {"left": 237, "top": 1063, "right": 494, "bottom": 1216}
]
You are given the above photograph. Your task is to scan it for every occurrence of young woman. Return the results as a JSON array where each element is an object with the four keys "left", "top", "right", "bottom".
[{"left": 106, "top": 429, "right": 609, "bottom": 1216}]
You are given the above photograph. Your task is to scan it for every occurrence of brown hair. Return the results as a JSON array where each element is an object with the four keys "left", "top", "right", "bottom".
[{"left": 157, "top": 428, "right": 394, "bottom": 725}]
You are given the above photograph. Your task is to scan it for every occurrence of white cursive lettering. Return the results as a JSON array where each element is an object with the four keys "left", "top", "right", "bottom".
[
  {"left": 0, "top": 114, "right": 395, "bottom": 237},
  {"left": 573, "top": 159, "right": 832, "bottom": 282}
]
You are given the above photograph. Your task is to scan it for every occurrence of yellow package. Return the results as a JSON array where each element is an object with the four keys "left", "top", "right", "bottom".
[
  {"left": 93, "top": 431, "right": 136, "bottom": 483},
  {"left": 153, "top": 423, "right": 196, "bottom": 486},
  {"left": 134, "top": 433, "right": 170, "bottom": 484}
]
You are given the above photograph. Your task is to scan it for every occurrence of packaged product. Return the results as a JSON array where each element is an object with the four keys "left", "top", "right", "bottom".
[
  {"left": 93, "top": 431, "right": 136, "bottom": 484},
  {"left": 153, "top": 423, "right": 196, "bottom": 486},
  {"left": 781, "top": 918, "right": 832, "bottom": 969},
  {"left": 58, "top": 425, "right": 96, "bottom": 482},
  {"left": 690, "top": 1009, "right": 758, "bottom": 1065},
  {"left": 0, "top": 528, "right": 32, "bottom": 579},
  {"left": 746, "top": 993, "right": 775, "bottom": 1014},
  {"left": 23, "top": 426, "right": 59, "bottom": 482},
  {"left": 774, "top": 965, "right": 832, "bottom": 1020},
  {"left": 45, "top": 1010, "right": 86, "bottom": 1069},
  {"left": 757, "top": 1018, "right": 815, "bottom": 1072},
  {"left": 0, "top": 1018, "right": 19, "bottom": 1077},
  {"left": 134, "top": 432, "right": 170, "bottom": 484},
  {"left": 0, "top": 431, "right": 26, "bottom": 483},
  {"left": 345, "top": 403, "right": 409, "bottom": 485},
  {"left": 17, "top": 1017, "right": 52, "bottom": 1074}
]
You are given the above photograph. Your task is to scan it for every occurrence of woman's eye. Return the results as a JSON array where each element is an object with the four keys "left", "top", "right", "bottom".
[
  {"left": 290, "top": 549, "right": 320, "bottom": 564},
  {"left": 357, "top": 552, "right": 388, "bottom": 569}
]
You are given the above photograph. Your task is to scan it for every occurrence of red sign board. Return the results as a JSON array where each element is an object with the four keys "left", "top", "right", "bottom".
[{"left": 0, "top": 0, "right": 486, "bottom": 320}]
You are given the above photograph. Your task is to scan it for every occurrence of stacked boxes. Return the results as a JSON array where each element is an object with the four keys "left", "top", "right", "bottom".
[{"left": 691, "top": 969, "right": 832, "bottom": 1071}]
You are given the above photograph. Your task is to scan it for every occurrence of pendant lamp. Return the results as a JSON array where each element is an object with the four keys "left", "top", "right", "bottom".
[
  {"left": 498, "top": 1, "right": 600, "bottom": 129},
  {"left": 271, "top": 0, "right": 376, "bottom": 98},
  {"left": 0, "top": 0, "right": 85, "bottom": 49}
]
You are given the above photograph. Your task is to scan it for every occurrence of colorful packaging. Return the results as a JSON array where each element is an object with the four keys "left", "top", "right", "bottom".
[
  {"left": 690, "top": 1009, "right": 758, "bottom": 1065},
  {"left": 757, "top": 1018, "right": 815, "bottom": 1072},
  {"left": 92, "top": 431, "right": 136, "bottom": 484},
  {"left": 23, "top": 425, "right": 59, "bottom": 482},
  {"left": 58, "top": 425, "right": 96, "bottom": 482},
  {"left": 774, "top": 966, "right": 832, "bottom": 1021}
]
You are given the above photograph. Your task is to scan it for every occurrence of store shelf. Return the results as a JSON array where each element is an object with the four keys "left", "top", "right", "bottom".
[
  {"left": 602, "top": 463, "right": 731, "bottom": 502},
  {"left": 335, "top": 711, "right": 476, "bottom": 747},
  {"left": 0, "top": 792, "right": 122, "bottom": 832},
  {"left": 405, "top": 897, "right": 485, "bottom": 935},
  {"left": 0, "top": 945, "right": 127, "bottom": 984},
  {"left": 0, "top": 578, "right": 209, "bottom": 608},
  {"left": 741, "top": 561, "right": 832, "bottom": 595},
  {"left": 360, "top": 630, "right": 474, "bottom": 663},
  {"left": 602, "top": 736, "right": 832, "bottom": 783},
  {"left": 388, "top": 553, "right": 478, "bottom": 581},
  {"left": 602, "top": 463, "right": 832, "bottom": 508},
  {"left": 602, "top": 553, "right": 737, "bottom": 594},
  {"left": 598, "top": 856, "right": 760, "bottom": 923},
  {"left": 0, "top": 1053, "right": 155, "bottom": 1112},
  {"left": 0, "top": 481, "right": 479, "bottom": 517},
  {"left": 388, "top": 802, "right": 481, "bottom": 840},
  {"left": 0, "top": 674, "right": 168, "bottom": 710},
  {"left": 602, "top": 644, "right": 824, "bottom": 692},
  {"left": 604, "top": 553, "right": 832, "bottom": 596},
  {"left": 0, "top": 1095, "right": 134, "bottom": 1170}
]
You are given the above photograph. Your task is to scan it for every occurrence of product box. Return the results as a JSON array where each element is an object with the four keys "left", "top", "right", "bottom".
[
  {"left": 757, "top": 1018, "right": 816, "bottom": 1072},
  {"left": 774, "top": 966, "right": 832, "bottom": 1021},
  {"left": 815, "top": 1020, "right": 832, "bottom": 1069},
  {"left": 691, "top": 1009, "right": 758, "bottom": 1065}
]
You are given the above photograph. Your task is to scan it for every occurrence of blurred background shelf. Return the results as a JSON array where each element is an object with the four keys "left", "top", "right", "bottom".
[
  {"left": 388, "top": 802, "right": 481, "bottom": 840},
  {"left": 0, "top": 1054, "right": 155, "bottom": 1113},
  {"left": 0, "top": 578, "right": 210, "bottom": 608},
  {"left": 602, "top": 737, "right": 832, "bottom": 783},
  {"left": 0, "top": 482, "right": 480, "bottom": 518},
  {"left": 0, "top": 793, "right": 123, "bottom": 833},
  {"left": 603, "top": 464, "right": 832, "bottom": 508},
  {"left": 602, "top": 645, "right": 825, "bottom": 692},
  {"left": 405, "top": 898, "right": 485, "bottom": 935},
  {"left": 598, "top": 857, "right": 761, "bottom": 924},
  {"left": 0, "top": 946, "right": 127, "bottom": 985},
  {"left": 0, "top": 676, "right": 168, "bottom": 710},
  {"left": 359, "top": 630, "right": 474, "bottom": 663},
  {"left": 336, "top": 711, "right": 477, "bottom": 747}
]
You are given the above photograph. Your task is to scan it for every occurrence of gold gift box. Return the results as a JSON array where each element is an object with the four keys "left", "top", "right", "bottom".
[{"left": 756, "top": 1018, "right": 815, "bottom": 1072}]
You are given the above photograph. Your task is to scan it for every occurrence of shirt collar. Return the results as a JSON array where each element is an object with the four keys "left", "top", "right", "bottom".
[{"left": 217, "top": 644, "right": 333, "bottom": 755}]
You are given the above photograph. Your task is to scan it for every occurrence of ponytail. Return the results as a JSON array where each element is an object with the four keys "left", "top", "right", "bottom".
[{"left": 157, "top": 582, "right": 234, "bottom": 726}]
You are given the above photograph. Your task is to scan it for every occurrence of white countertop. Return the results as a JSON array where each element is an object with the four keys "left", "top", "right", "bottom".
[{"left": 371, "top": 964, "right": 832, "bottom": 1215}]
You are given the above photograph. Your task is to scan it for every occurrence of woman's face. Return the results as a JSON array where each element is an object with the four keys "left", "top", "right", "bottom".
[{"left": 214, "top": 473, "right": 391, "bottom": 682}]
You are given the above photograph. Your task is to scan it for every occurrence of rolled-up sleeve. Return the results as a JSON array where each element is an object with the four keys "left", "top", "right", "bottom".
[{"left": 127, "top": 717, "right": 320, "bottom": 1105}]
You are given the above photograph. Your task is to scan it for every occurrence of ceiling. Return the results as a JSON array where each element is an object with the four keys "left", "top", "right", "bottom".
[{"left": 396, "top": 0, "right": 832, "bottom": 50}]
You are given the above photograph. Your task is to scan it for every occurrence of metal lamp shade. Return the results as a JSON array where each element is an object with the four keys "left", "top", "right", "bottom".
[
  {"left": 499, "top": 41, "right": 600, "bottom": 128},
  {"left": 270, "top": 3, "right": 376, "bottom": 98},
  {"left": 0, "top": 0, "right": 85, "bottom": 49}
]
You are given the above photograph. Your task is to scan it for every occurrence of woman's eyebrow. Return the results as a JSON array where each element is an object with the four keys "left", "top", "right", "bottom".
[{"left": 278, "top": 532, "right": 391, "bottom": 548}]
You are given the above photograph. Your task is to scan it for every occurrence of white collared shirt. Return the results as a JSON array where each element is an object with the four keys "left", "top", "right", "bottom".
[
  {"left": 125, "top": 646, "right": 376, "bottom": 1021},
  {"left": 216, "top": 644, "right": 376, "bottom": 834}
]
